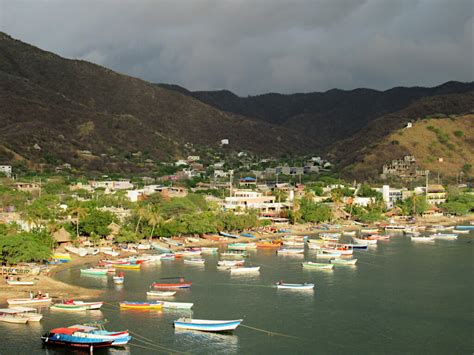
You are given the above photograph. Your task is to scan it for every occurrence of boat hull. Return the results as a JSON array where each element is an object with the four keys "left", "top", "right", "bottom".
[{"left": 174, "top": 318, "right": 242, "bottom": 332}]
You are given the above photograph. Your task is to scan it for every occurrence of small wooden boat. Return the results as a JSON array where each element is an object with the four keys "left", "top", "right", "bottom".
[
  {"left": 114, "top": 263, "right": 141, "bottom": 270},
  {"left": 152, "top": 281, "right": 192, "bottom": 289},
  {"left": 50, "top": 304, "right": 89, "bottom": 311},
  {"left": 367, "top": 234, "right": 390, "bottom": 240},
  {"left": 52, "top": 253, "right": 72, "bottom": 262},
  {"left": 344, "top": 243, "right": 368, "bottom": 250},
  {"left": 6, "top": 306, "right": 43, "bottom": 322},
  {"left": 276, "top": 282, "right": 314, "bottom": 290},
  {"left": 81, "top": 268, "right": 108, "bottom": 276},
  {"left": 119, "top": 301, "right": 163, "bottom": 310},
  {"left": 0, "top": 309, "right": 29, "bottom": 323},
  {"left": 411, "top": 235, "right": 435, "bottom": 242},
  {"left": 182, "top": 250, "right": 202, "bottom": 257},
  {"left": 230, "top": 266, "right": 260, "bottom": 273},
  {"left": 146, "top": 290, "right": 176, "bottom": 297},
  {"left": 319, "top": 233, "right": 341, "bottom": 241},
  {"left": 256, "top": 241, "right": 281, "bottom": 249},
  {"left": 353, "top": 237, "right": 377, "bottom": 245},
  {"left": 7, "top": 296, "right": 52, "bottom": 305},
  {"left": 316, "top": 250, "right": 341, "bottom": 258},
  {"left": 432, "top": 233, "right": 458, "bottom": 240},
  {"left": 65, "top": 246, "right": 88, "bottom": 257},
  {"left": 331, "top": 258, "right": 357, "bottom": 265},
  {"left": 453, "top": 229, "right": 469, "bottom": 234},
  {"left": 342, "top": 230, "right": 357, "bottom": 236},
  {"left": 384, "top": 225, "right": 406, "bottom": 231},
  {"left": 6, "top": 280, "right": 36, "bottom": 286},
  {"left": 153, "top": 301, "right": 193, "bottom": 309},
  {"left": 282, "top": 241, "right": 305, "bottom": 247},
  {"left": 42, "top": 328, "right": 115, "bottom": 349},
  {"left": 65, "top": 300, "right": 103, "bottom": 310},
  {"left": 183, "top": 258, "right": 205, "bottom": 265},
  {"left": 100, "top": 247, "right": 120, "bottom": 257},
  {"left": 221, "top": 251, "right": 247, "bottom": 258},
  {"left": 277, "top": 248, "right": 304, "bottom": 254},
  {"left": 66, "top": 324, "right": 131, "bottom": 346},
  {"left": 174, "top": 318, "right": 243, "bottom": 332},
  {"left": 240, "top": 233, "right": 257, "bottom": 238},
  {"left": 302, "top": 262, "right": 334, "bottom": 270},
  {"left": 455, "top": 225, "right": 474, "bottom": 230},
  {"left": 429, "top": 225, "right": 454, "bottom": 232}
]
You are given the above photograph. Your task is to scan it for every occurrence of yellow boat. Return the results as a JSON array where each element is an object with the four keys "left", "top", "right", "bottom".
[
  {"left": 119, "top": 301, "right": 163, "bottom": 309},
  {"left": 114, "top": 263, "right": 141, "bottom": 270}
]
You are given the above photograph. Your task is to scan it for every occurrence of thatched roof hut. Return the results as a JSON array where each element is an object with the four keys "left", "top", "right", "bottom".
[{"left": 53, "top": 227, "right": 71, "bottom": 244}]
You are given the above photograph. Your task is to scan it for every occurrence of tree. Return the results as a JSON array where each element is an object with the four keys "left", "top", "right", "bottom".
[
  {"left": 70, "top": 207, "right": 88, "bottom": 239},
  {"left": 80, "top": 209, "right": 115, "bottom": 237}
]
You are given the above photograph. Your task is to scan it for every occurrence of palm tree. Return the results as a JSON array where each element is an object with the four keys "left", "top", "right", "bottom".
[
  {"left": 70, "top": 207, "right": 88, "bottom": 239},
  {"left": 147, "top": 207, "right": 163, "bottom": 239},
  {"left": 134, "top": 205, "right": 149, "bottom": 235}
]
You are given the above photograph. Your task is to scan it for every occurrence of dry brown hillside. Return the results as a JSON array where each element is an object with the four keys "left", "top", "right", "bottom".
[{"left": 348, "top": 115, "right": 474, "bottom": 180}]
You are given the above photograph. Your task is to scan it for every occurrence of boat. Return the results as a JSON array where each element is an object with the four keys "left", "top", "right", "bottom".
[
  {"left": 240, "top": 233, "right": 257, "bottom": 238},
  {"left": 384, "top": 225, "right": 406, "bottom": 231},
  {"left": 152, "top": 279, "right": 192, "bottom": 289},
  {"left": 352, "top": 237, "right": 377, "bottom": 245},
  {"left": 183, "top": 258, "right": 205, "bottom": 265},
  {"left": 137, "top": 244, "right": 152, "bottom": 250},
  {"left": 282, "top": 241, "right": 305, "bottom": 247},
  {"left": 100, "top": 247, "right": 120, "bottom": 257},
  {"left": 331, "top": 258, "right": 358, "bottom": 265},
  {"left": 432, "top": 233, "right": 458, "bottom": 240},
  {"left": 319, "top": 233, "right": 341, "bottom": 241},
  {"left": 6, "top": 306, "right": 43, "bottom": 322},
  {"left": 316, "top": 250, "right": 341, "bottom": 258},
  {"left": 65, "top": 246, "right": 88, "bottom": 257},
  {"left": 174, "top": 318, "right": 243, "bottom": 332},
  {"left": 119, "top": 301, "right": 163, "bottom": 310},
  {"left": 153, "top": 301, "right": 193, "bottom": 309},
  {"left": 411, "top": 235, "right": 435, "bottom": 242},
  {"left": 114, "top": 263, "right": 141, "bottom": 270},
  {"left": 151, "top": 243, "right": 172, "bottom": 253},
  {"left": 52, "top": 253, "right": 72, "bottom": 262},
  {"left": 229, "top": 266, "right": 260, "bottom": 273},
  {"left": 455, "top": 225, "right": 474, "bottom": 230},
  {"left": 0, "top": 309, "right": 30, "bottom": 323},
  {"left": 256, "top": 241, "right": 281, "bottom": 249},
  {"left": 453, "top": 229, "right": 470, "bottom": 234},
  {"left": 219, "top": 232, "right": 240, "bottom": 238},
  {"left": 277, "top": 248, "right": 304, "bottom": 254},
  {"left": 302, "top": 262, "right": 334, "bottom": 270},
  {"left": 276, "top": 282, "right": 314, "bottom": 290},
  {"left": 6, "top": 280, "right": 36, "bottom": 286},
  {"left": 221, "top": 251, "right": 247, "bottom": 258},
  {"left": 61, "top": 300, "right": 103, "bottom": 310},
  {"left": 146, "top": 290, "right": 176, "bottom": 297},
  {"left": 218, "top": 260, "right": 244, "bottom": 267},
  {"left": 41, "top": 328, "right": 115, "bottom": 349},
  {"left": 7, "top": 295, "right": 52, "bottom": 305},
  {"left": 307, "top": 242, "right": 321, "bottom": 250},
  {"left": 429, "top": 225, "right": 454, "bottom": 232},
  {"left": 80, "top": 268, "right": 108, "bottom": 276},
  {"left": 67, "top": 324, "right": 131, "bottom": 346},
  {"left": 344, "top": 243, "right": 368, "bottom": 250},
  {"left": 50, "top": 304, "right": 89, "bottom": 311},
  {"left": 228, "top": 243, "right": 256, "bottom": 251},
  {"left": 342, "top": 230, "right": 357, "bottom": 236},
  {"left": 182, "top": 250, "right": 202, "bottom": 257},
  {"left": 367, "top": 234, "right": 390, "bottom": 240}
]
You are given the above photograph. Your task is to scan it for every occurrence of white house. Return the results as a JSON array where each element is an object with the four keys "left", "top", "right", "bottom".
[
  {"left": 187, "top": 155, "right": 200, "bottom": 162},
  {"left": 222, "top": 189, "right": 289, "bottom": 217},
  {"left": 175, "top": 159, "right": 188, "bottom": 166},
  {"left": 0, "top": 165, "right": 12, "bottom": 178}
]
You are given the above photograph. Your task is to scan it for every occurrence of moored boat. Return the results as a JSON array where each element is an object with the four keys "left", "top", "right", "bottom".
[
  {"left": 276, "top": 282, "right": 314, "bottom": 290},
  {"left": 41, "top": 328, "right": 115, "bottom": 349},
  {"left": 353, "top": 237, "right": 377, "bottom": 245},
  {"left": 114, "top": 263, "right": 141, "bottom": 270},
  {"left": 50, "top": 304, "right": 89, "bottom": 311},
  {"left": 113, "top": 272, "right": 125, "bottom": 284},
  {"left": 302, "top": 261, "right": 334, "bottom": 270},
  {"left": 174, "top": 318, "right": 243, "bottom": 332},
  {"left": 146, "top": 290, "right": 176, "bottom": 297},
  {"left": 453, "top": 229, "right": 469, "bottom": 234},
  {"left": 0, "top": 309, "right": 30, "bottom": 323},
  {"left": 6, "top": 306, "right": 43, "bottom": 321},
  {"left": 410, "top": 235, "right": 435, "bottom": 242},
  {"left": 7, "top": 296, "right": 52, "bottom": 305},
  {"left": 201, "top": 247, "right": 218, "bottom": 253},
  {"left": 6, "top": 280, "right": 35, "bottom": 286},
  {"left": 153, "top": 301, "right": 193, "bottom": 309},
  {"left": 432, "top": 233, "right": 458, "bottom": 240},
  {"left": 360, "top": 228, "right": 379, "bottom": 234},
  {"left": 277, "top": 248, "right": 304, "bottom": 254},
  {"left": 218, "top": 260, "right": 244, "bottom": 267},
  {"left": 152, "top": 279, "right": 192, "bottom": 289},
  {"left": 81, "top": 268, "right": 108, "bottom": 276},
  {"left": 119, "top": 301, "right": 163, "bottom": 310},
  {"left": 67, "top": 324, "right": 131, "bottom": 346},
  {"left": 183, "top": 258, "right": 205, "bottom": 265},
  {"left": 331, "top": 258, "right": 357, "bottom": 265}
]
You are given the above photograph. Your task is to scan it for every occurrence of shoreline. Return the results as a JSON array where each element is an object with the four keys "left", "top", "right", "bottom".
[
  {"left": 0, "top": 214, "right": 472, "bottom": 304},
  {"left": 0, "top": 254, "right": 105, "bottom": 305}
]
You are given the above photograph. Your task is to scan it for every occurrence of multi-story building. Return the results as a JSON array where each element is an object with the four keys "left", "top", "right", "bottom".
[
  {"left": 426, "top": 184, "right": 447, "bottom": 205},
  {"left": 0, "top": 165, "right": 12, "bottom": 178},
  {"left": 222, "top": 189, "right": 289, "bottom": 217}
]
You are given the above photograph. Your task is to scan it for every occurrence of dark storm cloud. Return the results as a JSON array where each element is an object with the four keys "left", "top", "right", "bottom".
[{"left": 1, "top": 0, "right": 472, "bottom": 95}]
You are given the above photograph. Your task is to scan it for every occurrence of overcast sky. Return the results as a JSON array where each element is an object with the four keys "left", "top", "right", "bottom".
[{"left": 0, "top": 0, "right": 472, "bottom": 95}]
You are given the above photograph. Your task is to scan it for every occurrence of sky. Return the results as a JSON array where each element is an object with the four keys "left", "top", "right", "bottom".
[{"left": 0, "top": 0, "right": 472, "bottom": 95}]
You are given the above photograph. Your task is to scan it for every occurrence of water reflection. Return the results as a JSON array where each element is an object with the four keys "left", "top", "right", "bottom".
[{"left": 174, "top": 328, "right": 239, "bottom": 353}]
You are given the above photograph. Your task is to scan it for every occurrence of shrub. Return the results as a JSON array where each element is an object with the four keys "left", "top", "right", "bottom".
[{"left": 453, "top": 130, "right": 464, "bottom": 138}]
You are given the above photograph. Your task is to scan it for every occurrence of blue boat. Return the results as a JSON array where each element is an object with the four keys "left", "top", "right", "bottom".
[
  {"left": 240, "top": 233, "right": 257, "bottom": 238},
  {"left": 455, "top": 225, "right": 474, "bottom": 230},
  {"left": 41, "top": 328, "right": 114, "bottom": 349},
  {"left": 174, "top": 318, "right": 243, "bottom": 332}
]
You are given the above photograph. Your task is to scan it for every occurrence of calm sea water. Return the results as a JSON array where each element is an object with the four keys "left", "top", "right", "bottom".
[{"left": 1, "top": 232, "right": 473, "bottom": 354}]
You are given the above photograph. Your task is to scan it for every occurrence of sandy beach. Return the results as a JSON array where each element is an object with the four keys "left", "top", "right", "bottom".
[{"left": 0, "top": 254, "right": 104, "bottom": 305}]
